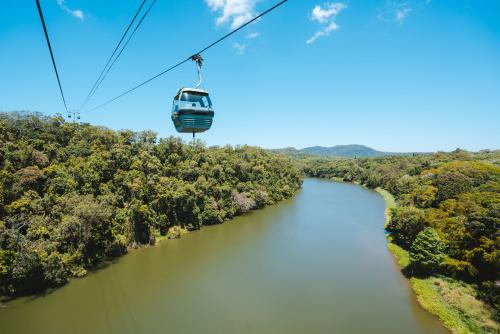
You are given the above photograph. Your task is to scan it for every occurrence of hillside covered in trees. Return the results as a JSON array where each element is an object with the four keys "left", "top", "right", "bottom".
[
  {"left": 271, "top": 144, "right": 418, "bottom": 158},
  {"left": 0, "top": 112, "right": 302, "bottom": 297},
  {"left": 300, "top": 150, "right": 500, "bottom": 331}
]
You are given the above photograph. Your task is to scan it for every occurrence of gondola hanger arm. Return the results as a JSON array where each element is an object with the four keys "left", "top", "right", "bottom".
[{"left": 191, "top": 54, "right": 204, "bottom": 89}]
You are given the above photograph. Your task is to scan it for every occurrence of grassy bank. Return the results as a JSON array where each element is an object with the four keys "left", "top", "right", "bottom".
[
  {"left": 379, "top": 190, "right": 499, "bottom": 334},
  {"left": 375, "top": 187, "right": 396, "bottom": 227}
]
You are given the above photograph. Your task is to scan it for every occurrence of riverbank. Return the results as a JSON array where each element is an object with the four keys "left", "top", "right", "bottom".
[
  {"left": 378, "top": 189, "right": 499, "bottom": 334},
  {"left": 0, "top": 178, "right": 448, "bottom": 334},
  {"left": 374, "top": 187, "right": 395, "bottom": 226},
  {"left": 0, "top": 113, "right": 306, "bottom": 298}
]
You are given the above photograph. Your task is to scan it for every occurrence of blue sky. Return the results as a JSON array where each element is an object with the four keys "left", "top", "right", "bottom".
[{"left": 1, "top": 0, "right": 499, "bottom": 151}]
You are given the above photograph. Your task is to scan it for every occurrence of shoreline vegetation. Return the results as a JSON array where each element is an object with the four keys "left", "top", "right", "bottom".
[
  {"left": 374, "top": 187, "right": 395, "bottom": 226},
  {"left": 380, "top": 191, "right": 497, "bottom": 334},
  {"left": 0, "top": 112, "right": 303, "bottom": 298},
  {"left": 300, "top": 152, "right": 499, "bottom": 334},
  {"left": 0, "top": 111, "right": 498, "bottom": 334}
]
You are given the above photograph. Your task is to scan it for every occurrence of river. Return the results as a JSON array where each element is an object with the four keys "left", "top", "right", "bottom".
[{"left": 0, "top": 178, "right": 447, "bottom": 334}]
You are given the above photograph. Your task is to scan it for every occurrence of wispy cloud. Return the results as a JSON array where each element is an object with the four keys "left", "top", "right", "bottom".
[
  {"left": 395, "top": 6, "right": 412, "bottom": 23},
  {"left": 205, "top": 0, "right": 260, "bottom": 30},
  {"left": 377, "top": 1, "right": 430, "bottom": 24},
  {"left": 206, "top": 1, "right": 262, "bottom": 54},
  {"left": 246, "top": 32, "right": 260, "bottom": 39},
  {"left": 307, "top": 2, "right": 347, "bottom": 45},
  {"left": 56, "top": 0, "right": 84, "bottom": 21},
  {"left": 233, "top": 42, "right": 247, "bottom": 54},
  {"left": 231, "top": 32, "right": 259, "bottom": 55}
]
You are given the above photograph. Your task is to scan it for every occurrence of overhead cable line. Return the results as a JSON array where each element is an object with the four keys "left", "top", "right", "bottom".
[
  {"left": 79, "top": 0, "right": 147, "bottom": 110},
  {"left": 35, "top": 0, "right": 68, "bottom": 113},
  {"left": 79, "top": 0, "right": 154, "bottom": 111},
  {"left": 90, "top": 0, "right": 158, "bottom": 100},
  {"left": 85, "top": 0, "right": 289, "bottom": 113}
]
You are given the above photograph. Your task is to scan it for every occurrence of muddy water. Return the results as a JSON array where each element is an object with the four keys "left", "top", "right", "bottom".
[{"left": 0, "top": 179, "right": 447, "bottom": 334}]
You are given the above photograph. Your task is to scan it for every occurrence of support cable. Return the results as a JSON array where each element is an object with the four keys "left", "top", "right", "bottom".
[
  {"left": 85, "top": 0, "right": 289, "bottom": 112},
  {"left": 35, "top": 0, "right": 68, "bottom": 112},
  {"left": 79, "top": 0, "right": 150, "bottom": 110}
]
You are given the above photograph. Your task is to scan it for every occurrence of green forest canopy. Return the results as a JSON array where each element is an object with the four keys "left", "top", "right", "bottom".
[
  {"left": 1, "top": 110, "right": 498, "bottom": 321},
  {"left": 0, "top": 112, "right": 302, "bottom": 296},
  {"left": 300, "top": 150, "right": 500, "bottom": 318}
]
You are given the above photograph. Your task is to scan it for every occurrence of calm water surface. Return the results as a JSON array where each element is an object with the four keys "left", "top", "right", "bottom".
[{"left": 1, "top": 179, "right": 447, "bottom": 334}]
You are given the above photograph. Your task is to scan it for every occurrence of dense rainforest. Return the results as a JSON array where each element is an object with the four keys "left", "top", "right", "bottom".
[
  {"left": 0, "top": 112, "right": 302, "bottom": 297},
  {"left": 300, "top": 150, "right": 500, "bottom": 329}
]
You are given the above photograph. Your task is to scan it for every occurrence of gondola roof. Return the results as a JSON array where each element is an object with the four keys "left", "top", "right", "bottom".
[{"left": 174, "top": 87, "right": 209, "bottom": 99}]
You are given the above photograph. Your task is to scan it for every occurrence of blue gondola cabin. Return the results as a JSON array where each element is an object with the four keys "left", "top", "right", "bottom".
[{"left": 171, "top": 88, "right": 214, "bottom": 134}]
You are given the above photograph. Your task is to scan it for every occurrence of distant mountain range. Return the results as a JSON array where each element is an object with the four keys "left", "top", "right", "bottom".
[{"left": 271, "top": 145, "right": 418, "bottom": 158}]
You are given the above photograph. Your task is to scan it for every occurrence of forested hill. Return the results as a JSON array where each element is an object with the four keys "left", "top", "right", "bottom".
[
  {"left": 0, "top": 112, "right": 302, "bottom": 297},
  {"left": 272, "top": 144, "right": 415, "bottom": 157}
]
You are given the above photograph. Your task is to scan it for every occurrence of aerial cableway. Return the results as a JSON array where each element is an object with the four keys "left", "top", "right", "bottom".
[
  {"left": 35, "top": 0, "right": 68, "bottom": 114},
  {"left": 83, "top": 0, "right": 289, "bottom": 136},
  {"left": 171, "top": 55, "right": 215, "bottom": 138},
  {"left": 36, "top": 0, "right": 290, "bottom": 136}
]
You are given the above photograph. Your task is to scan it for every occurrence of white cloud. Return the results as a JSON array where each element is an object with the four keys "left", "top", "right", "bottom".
[
  {"left": 307, "top": 22, "right": 339, "bottom": 44},
  {"left": 377, "top": 1, "right": 430, "bottom": 24},
  {"left": 233, "top": 42, "right": 247, "bottom": 54},
  {"left": 395, "top": 7, "right": 412, "bottom": 23},
  {"left": 56, "top": 0, "right": 85, "bottom": 20},
  {"left": 205, "top": 0, "right": 260, "bottom": 30},
  {"left": 310, "top": 2, "right": 346, "bottom": 24},
  {"left": 206, "top": 1, "right": 262, "bottom": 54},
  {"left": 307, "top": 2, "right": 347, "bottom": 44},
  {"left": 246, "top": 32, "right": 260, "bottom": 39}
]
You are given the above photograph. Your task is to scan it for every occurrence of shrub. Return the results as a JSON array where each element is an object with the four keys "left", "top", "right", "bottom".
[{"left": 386, "top": 206, "right": 427, "bottom": 248}]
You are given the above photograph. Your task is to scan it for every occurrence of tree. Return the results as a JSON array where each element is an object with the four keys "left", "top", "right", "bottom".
[
  {"left": 231, "top": 191, "right": 255, "bottom": 214},
  {"left": 434, "top": 171, "right": 473, "bottom": 202},
  {"left": 386, "top": 206, "right": 427, "bottom": 248},
  {"left": 410, "top": 184, "right": 437, "bottom": 208},
  {"left": 0, "top": 112, "right": 303, "bottom": 296},
  {"left": 410, "top": 227, "right": 445, "bottom": 274},
  {"left": 14, "top": 166, "right": 45, "bottom": 193}
]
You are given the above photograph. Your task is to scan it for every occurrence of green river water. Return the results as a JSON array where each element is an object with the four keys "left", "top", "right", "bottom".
[{"left": 0, "top": 178, "right": 447, "bottom": 333}]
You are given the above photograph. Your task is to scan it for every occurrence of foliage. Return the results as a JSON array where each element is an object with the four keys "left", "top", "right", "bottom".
[
  {"left": 386, "top": 236, "right": 410, "bottom": 268},
  {"left": 410, "top": 227, "right": 446, "bottom": 274},
  {"left": 375, "top": 187, "right": 396, "bottom": 209},
  {"left": 299, "top": 150, "right": 499, "bottom": 281},
  {"left": 478, "top": 281, "right": 500, "bottom": 322},
  {"left": 375, "top": 187, "right": 395, "bottom": 226},
  {"left": 411, "top": 277, "right": 499, "bottom": 334},
  {"left": 0, "top": 112, "right": 302, "bottom": 296},
  {"left": 299, "top": 149, "right": 500, "bottom": 326},
  {"left": 387, "top": 206, "right": 427, "bottom": 248}
]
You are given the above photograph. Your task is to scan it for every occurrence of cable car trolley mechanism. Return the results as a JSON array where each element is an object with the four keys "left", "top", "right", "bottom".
[{"left": 171, "top": 55, "right": 214, "bottom": 138}]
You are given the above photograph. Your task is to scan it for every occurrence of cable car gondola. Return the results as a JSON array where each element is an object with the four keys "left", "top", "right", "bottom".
[{"left": 171, "top": 55, "right": 214, "bottom": 137}]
